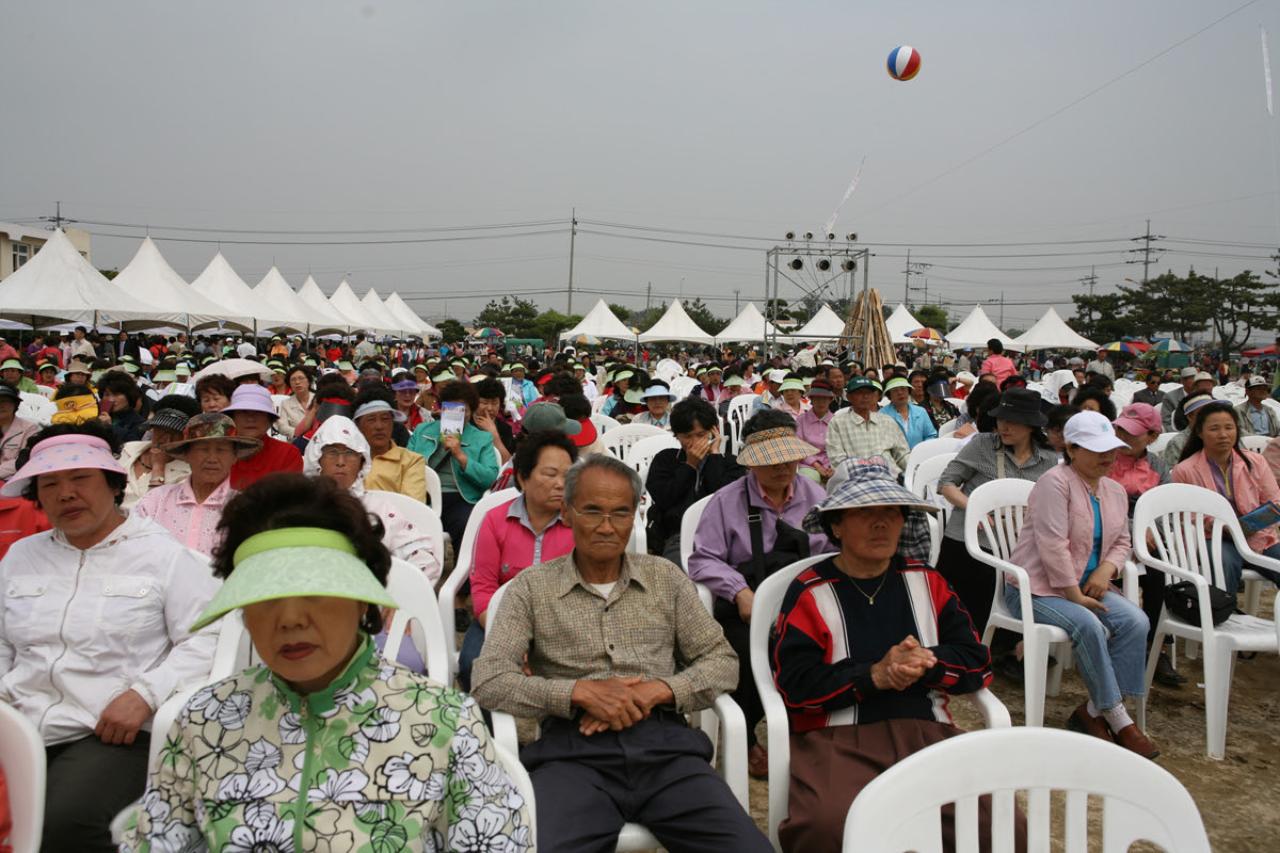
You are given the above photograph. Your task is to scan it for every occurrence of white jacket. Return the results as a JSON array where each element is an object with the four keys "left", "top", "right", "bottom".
[{"left": 0, "top": 512, "right": 220, "bottom": 745}]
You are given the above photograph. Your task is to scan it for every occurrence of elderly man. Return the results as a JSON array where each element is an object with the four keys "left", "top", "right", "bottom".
[
  {"left": 1132, "top": 372, "right": 1166, "bottom": 409},
  {"left": 826, "top": 376, "right": 910, "bottom": 474},
  {"left": 1236, "top": 375, "right": 1280, "bottom": 437},
  {"left": 472, "top": 454, "right": 769, "bottom": 853},
  {"left": 1160, "top": 366, "right": 1198, "bottom": 431},
  {"left": 353, "top": 392, "right": 427, "bottom": 500},
  {"left": 1086, "top": 348, "right": 1116, "bottom": 381}
]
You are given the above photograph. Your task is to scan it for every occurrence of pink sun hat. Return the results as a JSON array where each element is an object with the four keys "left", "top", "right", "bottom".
[{"left": 1, "top": 433, "right": 126, "bottom": 497}]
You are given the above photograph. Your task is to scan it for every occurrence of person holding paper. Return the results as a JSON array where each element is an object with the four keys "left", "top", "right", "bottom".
[{"left": 407, "top": 379, "right": 500, "bottom": 546}]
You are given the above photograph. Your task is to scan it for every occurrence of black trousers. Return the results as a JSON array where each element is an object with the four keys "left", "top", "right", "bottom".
[
  {"left": 43, "top": 734, "right": 150, "bottom": 853},
  {"left": 713, "top": 598, "right": 763, "bottom": 747},
  {"left": 439, "top": 490, "right": 476, "bottom": 552},
  {"left": 937, "top": 535, "right": 997, "bottom": 635},
  {"left": 521, "top": 715, "right": 771, "bottom": 853},
  {"left": 1134, "top": 567, "right": 1167, "bottom": 646}
]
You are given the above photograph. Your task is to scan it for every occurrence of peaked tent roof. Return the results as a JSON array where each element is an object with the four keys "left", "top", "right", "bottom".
[
  {"left": 560, "top": 298, "right": 635, "bottom": 341},
  {"left": 715, "top": 303, "right": 778, "bottom": 343},
  {"left": 783, "top": 303, "right": 846, "bottom": 343},
  {"left": 945, "top": 305, "right": 1022, "bottom": 351},
  {"left": 385, "top": 292, "right": 441, "bottom": 338},
  {"left": 328, "top": 280, "right": 384, "bottom": 334},
  {"left": 0, "top": 229, "right": 158, "bottom": 326},
  {"left": 111, "top": 237, "right": 252, "bottom": 330},
  {"left": 297, "top": 277, "right": 350, "bottom": 334},
  {"left": 638, "top": 299, "right": 714, "bottom": 345},
  {"left": 190, "top": 253, "right": 290, "bottom": 331},
  {"left": 884, "top": 303, "right": 924, "bottom": 344},
  {"left": 1013, "top": 307, "right": 1098, "bottom": 351},
  {"left": 254, "top": 268, "right": 347, "bottom": 334},
  {"left": 361, "top": 289, "right": 405, "bottom": 336}
]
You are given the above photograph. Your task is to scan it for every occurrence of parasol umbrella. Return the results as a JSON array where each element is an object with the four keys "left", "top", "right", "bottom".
[
  {"left": 473, "top": 327, "right": 505, "bottom": 339},
  {"left": 1151, "top": 339, "right": 1191, "bottom": 353},
  {"left": 907, "top": 327, "right": 944, "bottom": 343},
  {"left": 192, "top": 358, "right": 274, "bottom": 383},
  {"left": 1100, "top": 341, "right": 1144, "bottom": 355}
]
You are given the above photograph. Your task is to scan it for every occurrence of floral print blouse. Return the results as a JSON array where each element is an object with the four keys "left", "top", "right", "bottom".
[{"left": 121, "top": 635, "right": 531, "bottom": 853}]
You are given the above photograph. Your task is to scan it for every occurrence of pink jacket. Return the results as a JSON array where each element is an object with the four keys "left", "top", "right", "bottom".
[
  {"left": 1009, "top": 464, "right": 1131, "bottom": 597},
  {"left": 1172, "top": 450, "right": 1280, "bottom": 552},
  {"left": 980, "top": 354, "right": 1017, "bottom": 386},
  {"left": 470, "top": 496, "right": 575, "bottom": 617}
]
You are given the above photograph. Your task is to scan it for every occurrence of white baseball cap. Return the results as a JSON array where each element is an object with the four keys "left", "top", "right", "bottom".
[
  {"left": 1063, "top": 410, "right": 1127, "bottom": 453},
  {"left": 767, "top": 369, "right": 788, "bottom": 384}
]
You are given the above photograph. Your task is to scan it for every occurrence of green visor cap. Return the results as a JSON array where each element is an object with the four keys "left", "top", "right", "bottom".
[{"left": 190, "top": 527, "right": 397, "bottom": 632}]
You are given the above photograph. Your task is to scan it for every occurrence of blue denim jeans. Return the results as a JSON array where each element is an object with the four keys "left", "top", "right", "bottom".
[
  {"left": 457, "top": 620, "right": 486, "bottom": 692},
  {"left": 1219, "top": 540, "right": 1280, "bottom": 597},
  {"left": 1004, "top": 586, "right": 1149, "bottom": 711}
]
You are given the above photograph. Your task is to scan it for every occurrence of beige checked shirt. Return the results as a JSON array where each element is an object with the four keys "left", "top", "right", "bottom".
[
  {"left": 825, "top": 408, "right": 910, "bottom": 474},
  {"left": 470, "top": 551, "right": 738, "bottom": 720}
]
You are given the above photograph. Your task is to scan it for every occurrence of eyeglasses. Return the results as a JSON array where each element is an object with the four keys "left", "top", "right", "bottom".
[
  {"left": 320, "top": 447, "right": 363, "bottom": 461},
  {"left": 571, "top": 506, "right": 635, "bottom": 528}
]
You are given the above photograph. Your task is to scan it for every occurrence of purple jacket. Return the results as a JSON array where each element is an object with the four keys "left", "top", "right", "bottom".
[{"left": 688, "top": 472, "right": 832, "bottom": 602}]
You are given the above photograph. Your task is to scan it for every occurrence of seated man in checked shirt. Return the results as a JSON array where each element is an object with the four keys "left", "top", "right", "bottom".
[{"left": 471, "top": 453, "right": 771, "bottom": 853}]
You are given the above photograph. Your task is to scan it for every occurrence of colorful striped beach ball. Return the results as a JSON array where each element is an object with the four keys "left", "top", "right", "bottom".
[{"left": 886, "top": 45, "right": 921, "bottom": 81}]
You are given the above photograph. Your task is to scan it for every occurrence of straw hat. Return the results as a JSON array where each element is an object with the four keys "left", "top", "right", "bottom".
[
  {"left": 162, "top": 413, "right": 262, "bottom": 459},
  {"left": 736, "top": 425, "right": 817, "bottom": 468}
]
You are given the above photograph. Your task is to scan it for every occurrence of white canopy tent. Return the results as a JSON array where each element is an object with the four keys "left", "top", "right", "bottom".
[
  {"left": 255, "top": 268, "right": 347, "bottom": 334},
  {"left": 384, "top": 292, "right": 441, "bottom": 339},
  {"left": 191, "top": 253, "right": 290, "bottom": 333},
  {"left": 1013, "top": 308, "right": 1098, "bottom": 351},
  {"left": 715, "top": 302, "right": 778, "bottom": 344},
  {"left": 945, "top": 305, "right": 1022, "bottom": 351},
  {"left": 112, "top": 237, "right": 251, "bottom": 331},
  {"left": 885, "top": 303, "right": 925, "bottom": 344},
  {"left": 0, "top": 229, "right": 157, "bottom": 326},
  {"left": 361, "top": 289, "right": 406, "bottom": 337},
  {"left": 638, "top": 300, "right": 714, "bottom": 345},
  {"left": 783, "top": 303, "right": 846, "bottom": 343},
  {"left": 559, "top": 298, "right": 636, "bottom": 341},
  {"left": 297, "top": 277, "right": 351, "bottom": 334},
  {"left": 328, "top": 280, "right": 385, "bottom": 335}
]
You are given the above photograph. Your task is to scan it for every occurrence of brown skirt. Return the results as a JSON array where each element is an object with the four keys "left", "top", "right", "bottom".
[{"left": 780, "top": 719, "right": 1025, "bottom": 853}]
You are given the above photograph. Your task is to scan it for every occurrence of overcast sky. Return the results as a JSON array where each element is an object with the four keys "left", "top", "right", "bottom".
[{"left": 3, "top": 0, "right": 1279, "bottom": 331}]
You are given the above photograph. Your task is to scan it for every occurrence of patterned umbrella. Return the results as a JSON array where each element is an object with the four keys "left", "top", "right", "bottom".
[
  {"left": 473, "top": 327, "right": 505, "bottom": 339},
  {"left": 1101, "top": 341, "right": 1143, "bottom": 354},
  {"left": 907, "top": 327, "right": 944, "bottom": 343},
  {"left": 1151, "top": 338, "right": 1191, "bottom": 353}
]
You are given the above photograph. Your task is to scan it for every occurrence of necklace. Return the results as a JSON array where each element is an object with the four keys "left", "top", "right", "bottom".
[{"left": 847, "top": 571, "right": 891, "bottom": 605}]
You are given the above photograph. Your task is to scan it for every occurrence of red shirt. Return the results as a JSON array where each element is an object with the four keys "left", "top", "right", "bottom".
[
  {"left": 0, "top": 498, "right": 51, "bottom": 559},
  {"left": 230, "top": 435, "right": 304, "bottom": 490}
]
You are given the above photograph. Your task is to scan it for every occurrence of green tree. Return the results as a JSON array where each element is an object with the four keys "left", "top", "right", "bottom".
[
  {"left": 1117, "top": 272, "right": 1211, "bottom": 342},
  {"left": 475, "top": 296, "right": 540, "bottom": 337},
  {"left": 627, "top": 306, "right": 664, "bottom": 332},
  {"left": 1068, "top": 293, "right": 1132, "bottom": 343},
  {"left": 435, "top": 318, "right": 467, "bottom": 343},
  {"left": 912, "top": 304, "right": 948, "bottom": 332},
  {"left": 608, "top": 303, "right": 632, "bottom": 323},
  {"left": 1201, "top": 270, "right": 1272, "bottom": 358},
  {"left": 99, "top": 268, "right": 119, "bottom": 280},
  {"left": 684, "top": 298, "right": 728, "bottom": 335},
  {"left": 530, "top": 310, "right": 582, "bottom": 344},
  {"left": 765, "top": 298, "right": 793, "bottom": 322}
]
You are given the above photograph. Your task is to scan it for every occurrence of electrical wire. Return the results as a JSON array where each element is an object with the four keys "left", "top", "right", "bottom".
[
  {"left": 88, "top": 228, "right": 569, "bottom": 246},
  {"left": 62, "top": 217, "right": 569, "bottom": 236}
]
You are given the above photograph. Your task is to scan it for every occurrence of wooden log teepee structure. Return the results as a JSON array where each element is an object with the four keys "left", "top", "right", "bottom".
[{"left": 840, "top": 287, "right": 897, "bottom": 369}]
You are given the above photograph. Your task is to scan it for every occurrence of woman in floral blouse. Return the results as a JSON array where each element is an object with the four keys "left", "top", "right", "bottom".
[{"left": 122, "top": 474, "right": 531, "bottom": 853}]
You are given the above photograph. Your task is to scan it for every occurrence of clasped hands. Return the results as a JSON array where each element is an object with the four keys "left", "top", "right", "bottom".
[
  {"left": 570, "top": 677, "right": 674, "bottom": 736},
  {"left": 870, "top": 635, "right": 937, "bottom": 692}
]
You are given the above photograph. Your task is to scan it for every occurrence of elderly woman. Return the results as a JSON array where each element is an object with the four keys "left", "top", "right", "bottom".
[
  {"left": 121, "top": 475, "right": 531, "bottom": 853},
  {"left": 0, "top": 423, "right": 218, "bottom": 852},
  {"left": 407, "top": 379, "right": 500, "bottom": 547},
  {"left": 631, "top": 380, "right": 677, "bottom": 429},
  {"left": 1173, "top": 400, "right": 1280, "bottom": 596},
  {"left": 119, "top": 395, "right": 199, "bottom": 509},
  {"left": 688, "top": 409, "right": 831, "bottom": 777},
  {"left": 1004, "top": 411, "right": 1157, "bottom": 758},
  {"left": 98, "top": 370, "right": 149, "bottom": 444},
  {"left": 796, "top": 378, "right": 836, "bottom": 481},
  {"left": 194, "top": 373, "right": 236, "bottom": 414},
  {"left": 458, "top": 430, "right": 578, "bottom": 689},
  {"left": 881, "top": 376, "right": 938, "bottom": 448},
  {"left": 274, "top": 364, "right": 313, "bottom": 440},
  {"left": 0, "top": 382, "right": 40, "bottom": 481},
  {"left": 771, "top": 376, "right": 810, "bottom": 418},
  {"left": 771, "top": 460, "right": 997, "bottom": 853},
  {"left": 937, "top": 388, "right": 1060, "bottom": 633},
  {"left": 134, "top": 414, "right": 260, "bottom": 557}
]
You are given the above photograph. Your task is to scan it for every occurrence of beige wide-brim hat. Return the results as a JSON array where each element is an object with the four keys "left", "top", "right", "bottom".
[{"left": 736, "top": 426, "right": 817, "bottom": 468}]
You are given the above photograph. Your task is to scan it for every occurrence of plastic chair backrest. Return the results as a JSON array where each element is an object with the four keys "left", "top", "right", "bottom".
[
  {"left": 726, "top": 394, "right": 759, "bottom": 447},
  {"left": 678, "top": 494, "right": 716, "bottom": 571},
  {"left": 910, "top": 451, "right": 958, "bottom": 509},
  {"left": 0, "top": 700, "right": 45, "bottom": 853},
  {"left": 1241, "top": 435, "right": 1271, "bottom": 453},
  {"left": 654, "top": 358, "right": 684, "bottom": 385},
  {"left": 628, "top": 433, "right": 681, "bottom": 480},
  {"left": 1148, "top": 432, "right": 1176, "bottom": 455},
  {"left": 669, "top": 376, "right": 700, "bottom": 399},
  {"left": 601, "top": 423, "right": 667, "bottom": 462},
  {"left": 589, "top": 413, "right": 620, "bottom": 435},
  {"left": 843, "top": 727, "right": 1211, "bottom": 853},
  {"left": 384, "top": 558, "right": 450, "bottom": 683},
  {"left": 367, "top": 490, "right": 446, "bottom": 572},
  {"left": 964, "top": 478, "right": 1035, "bottom": 564},
  {"left": 1132, "top": 483, "right": 1242, "bottom": 592},
  {"left": 590, "top": 394, "right": 609, "bottom": 416},
  {"left": 903, "top": 437, "right": 965, "bottom": 491},
  {"left": 17, "top": 393, "right": 55, "bottom": 426},
  {"left": 422, "top": 465, "right": 443, "bottom": 512}
]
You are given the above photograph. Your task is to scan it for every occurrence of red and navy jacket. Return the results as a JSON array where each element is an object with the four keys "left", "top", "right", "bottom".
[{"left": 771, "top": 555, "right": 992, "bottom": 733}]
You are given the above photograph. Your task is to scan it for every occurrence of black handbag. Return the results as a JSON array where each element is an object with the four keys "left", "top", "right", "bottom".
[
  {"left": 1164, "top": 581, "right": 1235, "bottom": 626},
  {"left": 734, "top": 490, "right": 810, "bottom": 591}
]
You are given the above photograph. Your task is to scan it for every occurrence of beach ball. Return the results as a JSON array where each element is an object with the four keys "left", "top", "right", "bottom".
[{"left": 887, "top": 45, "right": 921, "bottom": 81}]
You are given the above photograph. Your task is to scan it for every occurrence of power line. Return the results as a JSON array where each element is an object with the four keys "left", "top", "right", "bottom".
[
  {"left": 88, "top": 228, "right": 570, "bottom": 246},
  {"left": 61, "top": 217, "right": 569, "bottom": 236}
]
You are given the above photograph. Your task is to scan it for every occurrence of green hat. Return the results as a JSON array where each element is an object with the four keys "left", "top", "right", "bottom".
[
  {"left": 175, "top": 363, "right": 193, "bottom": 377},
  {"left": 190, "top": 527, "right": 396, "bottom": 631},
  {"left": 153, "top": 369, "right": 177, "bottom": 384},
  {"left": 845, "top": 377, "right": 881, "bottom": 395},
  {"left": 883, "top": 377, "right": 911, "bottom": 394},
  {"left": 778, "top": 378, "right": 806, "bottom": 393},
  {"left": 0, "top": 359, "right": 24, "bottom": 371},
  {"left": 337, "top": 360, "right": 355, "bottom": 371},
  {"left": 521, "top": 402, "right": 582, "bottom": 436},
  {"left": 432, "top": 370, "right": 455, "bottom": 384},
  {"left": 724, "top": 375, "right": 746, "bottom": 388},
  {"left": 623, "top": 388, "right": 644, "bottom": 404}
]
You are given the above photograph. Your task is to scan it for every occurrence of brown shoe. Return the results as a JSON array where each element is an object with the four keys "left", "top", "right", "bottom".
[
  {"left": 747, "top": 743, "right": 769, "bottom": 779},
  {"left": 1113, "top": 724, "right": 1160, "bottom": 760},
  {"left": 1065, "top": 703, "right": 1113, "bottom": 742}
]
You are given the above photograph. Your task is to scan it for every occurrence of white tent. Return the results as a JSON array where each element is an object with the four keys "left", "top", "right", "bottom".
[
  {"left": 0, "top": 229, "right": 157, "bottom": 326},
  {"left": 328, "top": 280, "right": 384, "bottom": 335},
  {"left": 384, "top": 292, "right": 441, "bottom": 339},
  {"left": 783, "top": 303, "right": 846, "bottom": 343},
  {"left": 191, "top": 253, "right": 290, "bottom": 333},
  {"left": 1013, "top": 307, "right": 1098, "bottom": 351},
  {"left": 361, "top": 289, "right": 406, "bottom": 337},
  {"left": 715, "top": 303, "right": 778, "bottom": 343},
  {"left": 111, "top": 237, "right": 251, "bottom": 331},
  {"left": 945, "top": 306, "right": 1021, "bottom": 351},
  {"left": 297, "top": 277, "right": 350, "bottom": 334},
  {"left": 885, "top": 303, "right": 924, "bottom": 344},
  {"left": 559, "top": 298, "right": 635, "bottom": 341},
  {"left": 255, "top": 268, "right": 347, "bottom": 334},
  {"left": 638, "top": 300, "right": 714, "bottom": 345}
]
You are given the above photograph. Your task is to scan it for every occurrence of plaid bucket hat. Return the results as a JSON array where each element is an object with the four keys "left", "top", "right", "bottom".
[
  {"left": 162, "top": 413, "right": 262, "bottom": 459},
  {"left": 806, "top": 457, "right": 938, "bottom": 561},
  {"left": 736, "top": 425, "right": 818, "bottom": 468}
]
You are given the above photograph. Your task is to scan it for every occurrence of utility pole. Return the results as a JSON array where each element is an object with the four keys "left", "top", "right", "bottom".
[
  {"left": 39, "top": 200, "right": 73, "bottom": 231},
  {"left": 1078, "top": 265, "right": 1099, "bottom": 333},
  {"left": 567, "top": 208, "right": 577, "bottom": 314},
  {"left": 1127, "top": 219, "right": 1164, "bottom": 285},
  {"left": 1000, "top": 292, "right": 1005, "bottom": 328},
  {"left": 645, "top": 282, "right": 652, "bottom": 311},
  {"left": 733, "top": 289, "right": 740, "bottom": 314},
  {"left": 901, "top": 249, "right": 932, "bottom": 307}
]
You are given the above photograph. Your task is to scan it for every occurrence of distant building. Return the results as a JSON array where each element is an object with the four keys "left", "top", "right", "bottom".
[{"left": 0, "top": 223, "right": 92, "bottom": 280}]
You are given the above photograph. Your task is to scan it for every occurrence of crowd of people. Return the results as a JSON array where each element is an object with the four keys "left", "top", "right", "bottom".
[{"left": 0, "top": 326, "right": 1276, "bottom": 852}]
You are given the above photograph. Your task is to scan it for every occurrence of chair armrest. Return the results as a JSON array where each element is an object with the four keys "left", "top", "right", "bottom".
[
  {"left": 1241, "top": 546, "right": 1280, "bottom": 574},
  {"left": 710, "top": 693, "right": 749, "bottom": 810},
  {"left": 438, "top": 564, "right": 470, "bottom": 679},
  {"left": 490, "top": 710, "right": 521, "bottom": 754},
  {"left": 966, "top": 688, "right": 1011, "bottom": 728},
  {"left": 975, "top": 552, "right": 1038, "bottom": 630},
  {"left": 761, "top": 689, "right": 793, "bottom": 846},
  {"left": 1120, "top": 559, "right": 1141, "bottom": 603}
]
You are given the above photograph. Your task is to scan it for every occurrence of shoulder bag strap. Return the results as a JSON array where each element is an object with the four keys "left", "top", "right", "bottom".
[
  {"left": 745, "top": 487, "right": 765, "bottom": 581},
  {"left": 995, "top": 437, "right": 1007, "bottom": 479}
]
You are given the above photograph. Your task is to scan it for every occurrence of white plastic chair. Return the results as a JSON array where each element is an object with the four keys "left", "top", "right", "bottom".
[
  {"left": 483, "top": 581, "right": 749, "bottom": 852},
  {"left": 367, "top": 490, "right": 446, "bottom": 578},
  {"left": 626, "top": 433, "right": 680, "bottom": 481},
  {"left": 910, "top": 451, "right": 958, "bottom": 566},
  {"left": 678, "top": 494, "right": 716, "bottom": 610},
  {"left": 938, "top": 417, "right": 960, "bottom": 437},
  {"left": 725, "top": 394, "right": 759, "bottom": 450},
  {"left": 842, "top": 728, "right": 1211, "bottom": 853},
  {"left": 669, "top": 375, "right": 701, "bottom": 399},
  {"left": 1132, "top": 483, "right": 1279, "bottom": 758},
  {"left": 17, "top": 392, "right": 55, "bottom": 426},
  {"left": 902, "top": 436, "right": 965, "bottom": 491},
  {"left": 382, "top": 558, "right": 451, "bottom": 683},
  {"left": 589, "top": 412, "right": 620, "bottom": 436},
  {"left": 422, "top": 465, "right": 444, "bottom": 516},
  {"left": 0, "top": 700, "right": 45, "bottom": 853},
  {"left": 1240, "top": 434, "right": 1272, "bottom": 453},
  {"left": 1148, "top": 432, "right": 1176, "bottom": 456},
  {"left": 750, "top": 555, "right": 1009, "bottom": 850},
  {"left": 600, "top": 423, "right": 667, "bottom": 463},
  {"left": 590, "top": 394, "right": 609, "bottom": 416},
  {"left": 437, "top": 487, "right": 521, "bottom": 682}
]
